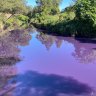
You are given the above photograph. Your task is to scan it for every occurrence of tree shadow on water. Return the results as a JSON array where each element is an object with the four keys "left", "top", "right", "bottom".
[{"left": 10, "top": 71, "right": 93, "bottom": 96}]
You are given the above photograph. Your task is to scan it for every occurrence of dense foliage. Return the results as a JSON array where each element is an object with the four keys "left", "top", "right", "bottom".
[
  {"left": 0, "top": 0, "right": 29, "bottom": 14},
  {"left": 32, "top": 0, "right": 96, "bottom": 38},
  {"left": 0, "top": 0, "right": 32, "bottom": 30},
  {"left": 0, "top": 0, "right": 96, "bottom": 38},
  {"left": 35, "top": 0, "right": 62, "bottom": 15},
  {"left": 74, "top": 0, "right": 96, "bottom": 37}
]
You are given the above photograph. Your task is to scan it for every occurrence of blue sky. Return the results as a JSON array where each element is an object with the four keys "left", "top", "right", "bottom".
[{"left": 27, "top": 0, "right": 73, "bottom": 10}]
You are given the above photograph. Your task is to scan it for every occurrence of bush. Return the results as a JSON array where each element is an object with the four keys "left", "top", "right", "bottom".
[
  {"left": 5, "top": 14, "right": 29, "bottom": 29},
  {"left": 75, "top": 0, "right": 96, "bottom": 38},
  {"left": 17, "top": 14, "right": 29, "bottom": 23}
]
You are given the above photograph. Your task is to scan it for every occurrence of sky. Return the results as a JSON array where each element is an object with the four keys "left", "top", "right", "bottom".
[{"left": 27, "top": 0, "right": 74, "bottom": 10}]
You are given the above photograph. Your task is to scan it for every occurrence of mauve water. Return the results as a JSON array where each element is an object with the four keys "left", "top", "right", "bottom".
[{"left": 0, "top": 30, "right": 96, "bottom": 96}]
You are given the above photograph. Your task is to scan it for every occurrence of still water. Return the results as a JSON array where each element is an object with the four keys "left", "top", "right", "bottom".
[{"left": 0, "top": 29, "right": 96, "bottom": 96}]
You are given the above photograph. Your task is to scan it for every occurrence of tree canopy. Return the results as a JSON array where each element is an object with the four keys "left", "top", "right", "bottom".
[
  {"left": 0, "top": 0, "right": 29, "bottom": 14},
  {"left": 74, "top": 0, "right": 96, "bottom": 37},
  {"left": 75, "top": 0, "right": 96, "bottom": 21},
  {"left": 35, "top": 0, "right": 63, "bottom": 15}
]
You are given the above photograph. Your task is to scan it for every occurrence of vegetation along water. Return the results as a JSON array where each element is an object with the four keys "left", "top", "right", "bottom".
[{"left": 0, "top": 0, "right": 96, "bottom": 38}]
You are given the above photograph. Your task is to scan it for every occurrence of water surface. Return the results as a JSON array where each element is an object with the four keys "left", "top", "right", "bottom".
[{"left": 0, "top": 29, "right": 96, "bottom": 96}]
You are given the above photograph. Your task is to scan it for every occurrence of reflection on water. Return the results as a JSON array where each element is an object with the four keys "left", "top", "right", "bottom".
[
  {"left": 0, "top": 29, "right": 31, "bottom": 58},
  {"left": 0, "top": 29, "right": 96, "bottom": 96},
  {"left": 36, "top": 33, "right": 63, "bottom": 50},
  {"left": 0, "top": 29, "right": 32, "bottom": 96},
  {"left": 36, "top": 33, "right": 96, "bottom": 64}
]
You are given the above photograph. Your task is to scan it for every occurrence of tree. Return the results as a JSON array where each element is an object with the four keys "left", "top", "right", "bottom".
[
  {"left": 75, "top": 0, "right": 96, "bottom": 20},
  {"left": 0, "top": 0, "right": 28, "bottom": 14},
  {"left": 0, "top": 0, "right": 31, "bottom": 24},
  {"left": 75, "top": 0, "right": 96, "bottom": 38},
  {"left": 35, "top": 0, "right": 63, "bottom": 15}
]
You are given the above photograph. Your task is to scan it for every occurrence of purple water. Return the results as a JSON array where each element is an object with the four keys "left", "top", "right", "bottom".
[{"left": 0, "top": 29, "right": 96, "bottom": 96}]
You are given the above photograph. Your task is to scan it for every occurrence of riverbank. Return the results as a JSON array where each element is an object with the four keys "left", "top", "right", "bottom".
[
  {"left": 32, "top": 22, "right": 96, "bottom": 39},
  {"left": 31, "top": 9, "right": 96, "bottom": 38}
]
